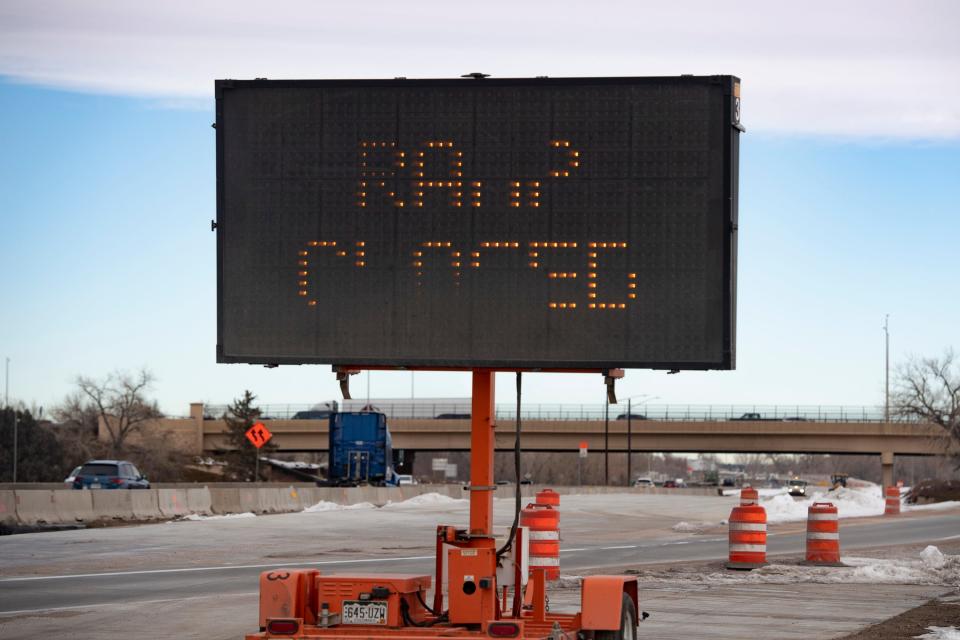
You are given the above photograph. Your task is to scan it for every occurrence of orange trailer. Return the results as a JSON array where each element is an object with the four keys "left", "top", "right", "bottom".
[{"left": 245, "top": 369, "right": 642, "bottom": 640}]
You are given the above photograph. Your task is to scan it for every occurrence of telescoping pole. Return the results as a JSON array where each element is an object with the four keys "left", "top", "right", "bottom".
[{"left": 469, "top": 370, "right": 495, "bottom": 536}]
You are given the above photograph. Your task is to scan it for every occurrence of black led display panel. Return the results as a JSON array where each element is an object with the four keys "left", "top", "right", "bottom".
[{"left": 216, "top": 75, "right": 740, "bottom": 369}]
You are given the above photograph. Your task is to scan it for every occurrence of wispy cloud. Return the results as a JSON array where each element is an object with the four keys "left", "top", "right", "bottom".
[{"left": 1, "top": 0, "right": 958, "bottom": 138}]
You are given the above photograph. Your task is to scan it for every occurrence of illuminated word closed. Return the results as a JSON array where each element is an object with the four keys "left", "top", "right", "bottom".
[{"left": 297, "top": 240, "right": 636, "bottom": 311}]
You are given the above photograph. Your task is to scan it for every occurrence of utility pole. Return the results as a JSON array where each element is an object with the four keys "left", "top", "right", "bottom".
[
  {"left": 603, "top": 395, "right": 609, "bottom": 486},
  {"left": 6, "top": 358, "right": 16, "bottom": 483},
  {"left": 884, "top": 315, "right": 890, "bottom": 423}
]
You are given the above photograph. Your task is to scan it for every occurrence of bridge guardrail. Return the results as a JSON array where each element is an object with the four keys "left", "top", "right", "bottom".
[{"left": 204, "top": 402, "right": 909, "bottom": 423}]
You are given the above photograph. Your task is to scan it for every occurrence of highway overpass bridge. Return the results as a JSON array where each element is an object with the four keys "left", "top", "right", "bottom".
[
  {"left": 111, "top": 405, "right": 953, "bottom": 487},
  {"left": 198, "top": 417, "right": 950, "bottom": 488}
]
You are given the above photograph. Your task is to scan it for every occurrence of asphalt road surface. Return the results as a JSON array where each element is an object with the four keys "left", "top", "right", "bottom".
[{"left": 1, "top": 511, "right": 957, "bottom": 616}]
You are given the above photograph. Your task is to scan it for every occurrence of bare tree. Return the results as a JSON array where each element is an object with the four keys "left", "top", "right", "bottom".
[
  {"left": 893, "top": 350, "right": 960, "bottom": 457},
  {"left": 60, "top": 369, "right": 163, "bottom": 455}
]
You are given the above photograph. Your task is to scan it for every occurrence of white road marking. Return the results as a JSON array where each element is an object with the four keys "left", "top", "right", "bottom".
[
  {"left": 599, "top": 545, "right": 637, "bottom": 550},
  {"left": 0, "top": 592, "right": 257, "bottom": 617},
  {"left": 0, "top": 554, "right": 435, "bottom": 583}
]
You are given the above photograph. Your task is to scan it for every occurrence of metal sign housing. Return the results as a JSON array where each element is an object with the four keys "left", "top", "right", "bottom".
[{"left": 215, "top": 75, "right": 740, "bottom": 370}]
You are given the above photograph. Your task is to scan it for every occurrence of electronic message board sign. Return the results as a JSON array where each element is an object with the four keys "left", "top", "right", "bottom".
[{"left": 216, "top": 75, "right": 740, "bottom": 370}]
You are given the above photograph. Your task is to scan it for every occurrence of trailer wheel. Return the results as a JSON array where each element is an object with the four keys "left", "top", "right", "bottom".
[{"left": 595, "top": 592, "right": 636, "bottom": 640}]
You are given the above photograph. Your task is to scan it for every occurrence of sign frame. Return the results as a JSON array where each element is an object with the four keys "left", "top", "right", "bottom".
[{"left": 215, "top": 75, "right": 740, "bottom": 371}]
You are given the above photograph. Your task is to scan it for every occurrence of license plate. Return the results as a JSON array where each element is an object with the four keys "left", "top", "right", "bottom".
[
  {"left": 341, "top": 601, "right": 387, "bottom": 625},
  {"left": 90, "top": 483, "right": 101, "bottom": 489}
]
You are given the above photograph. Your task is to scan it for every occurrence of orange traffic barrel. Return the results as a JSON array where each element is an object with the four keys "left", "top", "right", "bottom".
[
  {"left": 800, "top": 502, "right": 844, "bottom": 566},
  {"left": 521, "top": 503, "right": 559, "bottom": 579},
  {"left": 884, "top": 486, "right": 901, "bottom": 515},
  {"left": 726, "top": 504, "right": 767, "bottom": 570},
  {"left": 535, "top": 488, "right": 560, "bottom": 508},
  {"left": 739, "top": 486, "right": 759, "bottom": 506}
]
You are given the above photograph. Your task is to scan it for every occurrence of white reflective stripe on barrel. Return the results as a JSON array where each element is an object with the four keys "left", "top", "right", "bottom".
[
  {"left": 528, "top": 530, "right": 559, "bottom": 541},
  {"left": 729, "top": 544, "right": 766, "bottom": 552},
  {"left": 528, "top": 556, "right": 560, "bottom": 566},
  {"left": 806, "top": 532, "right": 840, "bottom": 540},
  {"left": 729, "top": 522, "right": 767, "bottom": 532},
  {"left": 807, "top": 513, "right": 838, "bottom": 521}
]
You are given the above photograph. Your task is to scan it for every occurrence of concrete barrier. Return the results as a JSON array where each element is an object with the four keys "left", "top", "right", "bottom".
[
  {"left": 239, "top": 487, "right": 262, "bottom": 513},
  {"left": 91, "top": 491, "right": 136, "bottom": 521},
  {"left": 131, "top": 490, "right": 161, "bottom": 520},
  {"left": 4, "top": 483, "right": 727, "bottom": 527},
  {"left": 186, "top": 488, "right": 212, "bottom": 515},
  {"left": 0, "top": 490, "right": 18, "bottom": 525},
  {"left": 295, "top": 487, "right": 321, "bottom": 510},
  {"left": 53, "top": 490, "right": 96, "bottom": 522},
  {"left": 14, "top": 490, "right": 58, "bottom": 524},
  {"left": 209, "top": 487, "right": 242, "bottom": 514},
  {"left": 158, "top": 489, "right": 190, "bottom": 518},
  {"left": 277, "top": 486, "right": 300, "bottom": 512},
  {"left": 257, "top": 488, "right": 285, "bottom": 513}
]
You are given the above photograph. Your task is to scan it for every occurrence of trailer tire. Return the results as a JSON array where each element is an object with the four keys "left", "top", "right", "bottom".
[{"left": 595, "top": 592, "right": 636, "bottom": 640}]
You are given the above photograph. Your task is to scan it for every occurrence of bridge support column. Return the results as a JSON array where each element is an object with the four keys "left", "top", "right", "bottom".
[{"left": 881, "top": 451, "right": 894, "bottom": 488}]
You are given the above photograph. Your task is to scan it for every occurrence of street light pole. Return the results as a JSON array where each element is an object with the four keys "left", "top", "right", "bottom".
[
  {"left": 627, "top": 398, "right": 632, "bottom": 486},
  {"left": 884, "top": 315, "right": 890, "bottom": 423}
]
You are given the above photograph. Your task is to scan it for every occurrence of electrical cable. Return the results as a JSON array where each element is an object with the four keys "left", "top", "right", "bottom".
[
  {"left": 496, "top": 371, "right": 522, "bottom": 558},
  {"left": 416, "top": 589, "right": 439, "bottom": 617}
]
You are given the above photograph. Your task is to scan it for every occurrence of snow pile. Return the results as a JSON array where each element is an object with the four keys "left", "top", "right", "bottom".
[
  {"left": 635, "top": 546, "right": 960, "bottom": 587},
  {"left": 303, "top": 501, "right": 375, "bottom": 512},
  {"left": 915, "top": 627, "right": 960, "bottom": 640},
  {"left": 263, "top": 458, "right": 321, "bottom": 470},
  {"left": 383, "top": 493, "right": 466, "bottom": 508},
  {"left": 174, "top": 512, "right": 257, "bottom": 522},
  {"left": 671, "top": 520, "right": 725, "bottom": 533},
  {"left": 758, "top": 488, "right": 787, "bottom": 497},
  {"left": 920, "top": 545, "right": 946, "bottom": 569},
  {"left": 762, "top": 486, "right": 885, "bottom": 523},
  {"left": 907, "top": 500, "right": 960, "bottom": 512}
]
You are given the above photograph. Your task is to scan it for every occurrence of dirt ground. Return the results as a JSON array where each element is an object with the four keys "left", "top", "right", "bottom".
[{"left": 838, "top": 594, "right": 960, "bottom": 639}]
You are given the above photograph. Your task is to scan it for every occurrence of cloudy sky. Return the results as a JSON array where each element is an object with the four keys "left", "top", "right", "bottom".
[{"left": 1, "top": 1, "right": 958, "bottom": 415}]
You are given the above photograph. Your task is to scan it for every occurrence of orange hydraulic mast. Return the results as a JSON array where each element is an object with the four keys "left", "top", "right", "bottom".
[{"left": 469, "top": 370, "right": 496, "bottom": 536}]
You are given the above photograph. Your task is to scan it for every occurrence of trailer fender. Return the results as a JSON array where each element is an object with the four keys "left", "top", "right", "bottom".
[
  {"left": 258, "top": 569, "right": 319, "bottom": 630},
  {"left": 580, "top": 576, "right": 638, "bottom": 631}
]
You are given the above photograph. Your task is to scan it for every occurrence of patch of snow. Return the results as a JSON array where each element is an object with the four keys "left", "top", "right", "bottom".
[
  {"left": 383, "top": 493, "right": 467, "bottom": 508},
  {"left": 920, "top": 545, "right": 946, "bottom": 569},
  {"left": 672, "top": 521, "right": 722, "bottom": 533},
  {"left": 758, "top": 488, "right": 787, "bottom": 497},
  {"left": 762, "top": 486, "right": 886, "bottom": 523},
  {"left": 906, "top": 500, "right": 960, "bottom": 512},
  {"left": 263, "top": 458, "right": 321, "bottom": 470},
  {"left": 915, "top": 627, "right": 960, "bottom": 640},
  {"left": 303, "top": 500, "right": 375, "bottom": 512},
  {"left": 635, "top": 547, "right": 960, "bottom": 587},
  {"left": 175, "top": 512, "right": 257, "bottom": 521}
]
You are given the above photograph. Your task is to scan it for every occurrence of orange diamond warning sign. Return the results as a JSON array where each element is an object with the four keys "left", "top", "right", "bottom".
[{"left": 245, "top": 422, "right": 272, "bottom": 449}]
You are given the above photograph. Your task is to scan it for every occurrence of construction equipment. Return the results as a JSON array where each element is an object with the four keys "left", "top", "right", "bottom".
[
  {"left": 829, "top": 473, "right": 848, "bottom": 490},
  {"left": 246, "top": 368, "right": 645, "bottom": 640}
]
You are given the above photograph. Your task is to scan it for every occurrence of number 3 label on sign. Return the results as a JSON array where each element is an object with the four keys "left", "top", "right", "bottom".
[{"left": 245, "top": 422, "right": 272, "bottom": 449}]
